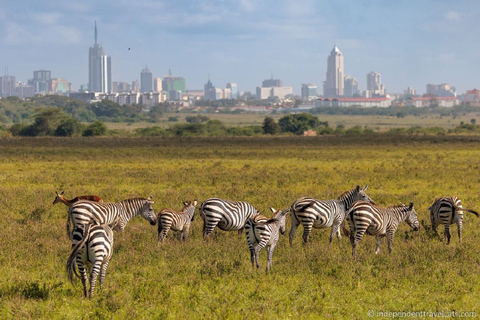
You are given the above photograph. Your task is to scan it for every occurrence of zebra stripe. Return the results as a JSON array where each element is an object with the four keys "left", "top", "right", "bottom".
[
  {"left": 67, "top": 197, "right": 156, "bottom": 239},
  {"left": 245, "top": 208, "right": 289, "bottom": 272},
  {"left": 429, "top": 196, "right": 479, "bottom": 244},
  {"left": 347, "top": 200, "right": 420, "bottom": 259},
  {"left": 199, "top": 197, "right": 261, "bottom": 239},
  {"left": 66, "top": 224, "right": 114, "bottom": 298},
  {"left": 157, "top": 200, "right": 197, "bottom": 243},
  {"left": 289, "top": 185, "right": 374, "bottom": 245}
]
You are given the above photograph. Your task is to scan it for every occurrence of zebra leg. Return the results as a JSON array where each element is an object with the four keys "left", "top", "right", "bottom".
[
  {"left": 203, "top": 219, "right": 220, "bottom": 240},
  {"left": 352, "top": 227, "right": 367, "bottom": 259},
  {"left": 444, "top": 225, "right": 451, "bottom": 245},
  {"left": 387, "top": 231, "right": 395, "bottom": 254},
  {"left": 329, "top": 223, "right": 341, "bottom": 248},
  {"left": 266, "top": 243, "right": 277, "bottom": 273},
  {"left": 254, "top": 240, "right": 268, "bottom": 269},
  {"left": 99, "top": 260, "right": 110, "bottom": 290},
  {"left": 375, "top": 236, "right": 382, "bottom": 254},
  {"left": 183, "top": 224, "right": 191, "bottom": 242},
  {"left": 302, "top": 222, "right": 314, "bottom": 244},
  {"left": 89, "top": 259, "right": 103, "bottom": 298},
  {"left": 160, "top": 225, "right": 172, "bottom": 244},
  {"left": 289, "top": 213, "right": 300, "bottom": 246},
  {"left": 237, "top": 228, "right": 244, "bottom": 236},
  {"left": 77, "top": 260, "right": 88, "bottom": 298}
]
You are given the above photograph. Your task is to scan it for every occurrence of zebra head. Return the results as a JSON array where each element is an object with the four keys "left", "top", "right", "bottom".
[
  {"left": 404, "top": 202, "right": 420, "bottom": 231},
  {"left": 269, "top": 207, "right": 290, "bottom": 235},
  {"left": 356, "top": 185, "right": 375, "bottom": 204},
  {"left": 140, "top": 197, "right": 157, "bottom": 226},
  {"left": 183, "top": 200, "right": 198, "bottom": 221},
  {"left": 342, "top": 185, "right": 375, "bottom": 207}
]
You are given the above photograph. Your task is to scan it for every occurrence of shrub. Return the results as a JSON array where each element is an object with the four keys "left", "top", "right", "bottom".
[{"left": 83, "top": 121, "right": 107, "bottom": 136}]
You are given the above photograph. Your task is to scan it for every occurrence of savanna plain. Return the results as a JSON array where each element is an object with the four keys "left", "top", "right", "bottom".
[{"left": 1, "top": 135, "right": 480, "bottom": 319}]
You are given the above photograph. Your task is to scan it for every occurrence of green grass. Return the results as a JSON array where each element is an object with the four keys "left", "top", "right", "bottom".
[
  {"left": 105, "top": 112, "right": 480, "bottom": 132},
  {"left": 0, "top": 136, "right": 480, "bottom": 319}
]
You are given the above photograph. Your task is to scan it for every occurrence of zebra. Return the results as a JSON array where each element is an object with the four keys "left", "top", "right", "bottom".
[
  {"left": 66, "top": 223, "right": 114, "bottom": 298},
  {"left": 67, "top": 197, "right": 156, "bottom": 239},
  {"left": 346, "top": 200, "right": 420, "bottom": 259},
  {"left": 199, "top": 197, "right": 261, "bottom": 239},
  {"left": 245, "top": 207, "right": 289, "bottom": 272},
  {"left": 157, "top": 200, "right": 197, "bottom": 244},
  {"left": 289, "top": 185, "right": 374, "bottom": 246},
  {"left": 53, "top": 191, "right": 103, "bottom": 206},
  {"left": 429, "top": 196, "right": 479, "bottom": 244}
]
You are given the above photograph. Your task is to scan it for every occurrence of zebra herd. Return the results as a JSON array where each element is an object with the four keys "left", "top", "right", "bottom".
[{"left": 53, "top": 186, "right": 479, "bottom": 298}]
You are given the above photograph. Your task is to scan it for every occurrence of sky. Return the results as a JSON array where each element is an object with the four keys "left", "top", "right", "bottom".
[{"left": 1, "top": 0, "right": 480, "bottom": 95}]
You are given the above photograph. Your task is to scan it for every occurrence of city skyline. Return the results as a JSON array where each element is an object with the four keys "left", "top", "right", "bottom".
[{"left": 2, "top": 1, "right": 480, "bottom": 95}]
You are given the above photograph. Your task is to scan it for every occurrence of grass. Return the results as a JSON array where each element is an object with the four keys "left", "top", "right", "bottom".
[
  {"left": 104, "top": 111, "right": 480, "bottom": 132},
  {"left": 0, "top": 135, "right": 480, "bottom": 319}
]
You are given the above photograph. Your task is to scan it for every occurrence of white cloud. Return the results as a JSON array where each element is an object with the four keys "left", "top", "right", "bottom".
[
  {"left": 32, "top": 13, "right": 62, "bottom": 25},
  {"left": 445, "top": 11, "right": 461, "bottom": 21}
]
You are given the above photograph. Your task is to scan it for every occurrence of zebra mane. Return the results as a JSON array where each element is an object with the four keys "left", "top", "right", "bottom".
[
  {"left": 121, "top": 197, "right": 149, "bottom": 204},
  {"left": 337, "top": 188, "right": 355, "bottom": 201}
]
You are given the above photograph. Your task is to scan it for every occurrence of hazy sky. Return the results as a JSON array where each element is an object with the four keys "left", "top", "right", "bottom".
[{"left": 1, "top": 0, "right": 479, "bottom": 95}]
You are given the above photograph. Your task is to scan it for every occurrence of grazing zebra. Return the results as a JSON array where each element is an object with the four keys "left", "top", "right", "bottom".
[
  {"left": 157, "top": 200, "right": 198, "bottom": 244},
  {"left": 245, "top": 208, "right": 289, "bottom": 272},
  {"left": 53, "top": 191, "right": 103, "bottom": 206},
  {"left": 66, "top": 223, "right": 114, "bottom": 298},
  {"left": 346, "top": 201, "right": 420, "bottom": 259},
  {"left": 199, "top": 197, "right": 261, "bottom": 239},
  {"left": 289, "top": 185, "right": 374, "bottom": 246},
  {"left": 429, "top": 196, "right": 479, "bottom": 244},
  {"left": 67, "top": 197, "right": 156, "bottom": 239}
]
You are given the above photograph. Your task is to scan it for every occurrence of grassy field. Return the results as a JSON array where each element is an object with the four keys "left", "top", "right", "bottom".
[
  {"left": 1, "top": 136, "right": 480, "bottom": 319},
  {"left": 105, "top": 111, "right": 480, "bottom": 132}
]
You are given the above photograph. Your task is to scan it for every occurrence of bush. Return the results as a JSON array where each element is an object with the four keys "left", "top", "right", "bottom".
[
  {"left": 83, "top": 121, "right": 107, "bottom": 136},
  {"left": 54, "top": 119, "right": 85, "bottom": 137}
]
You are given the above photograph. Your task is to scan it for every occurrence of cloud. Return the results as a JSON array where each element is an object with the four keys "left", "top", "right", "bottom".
[
  {"left": 445, "top": 11, "right": 461, "bottom": 21},
  {"left": 32, "top": 13, "right": 62, "bottom": 25}
]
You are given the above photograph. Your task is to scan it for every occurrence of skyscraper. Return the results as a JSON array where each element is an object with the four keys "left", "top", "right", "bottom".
[
  {"left": 344, "top": 76, "right": 359, "bottom": 97},
  {"left": 365, "top": 71, "right": 385, "bottom": 97},
  {"left": 140, "top": 66, "right": 153, "bottom": 92},
  {"left": 301, "top": 84, "right": 318, "bottom": 102},
  {"left": 88, "top": 21, "right": 112, "bottom": 93},
  {"left": 323, "top": 45, "right": 344, "bottom": 97}
]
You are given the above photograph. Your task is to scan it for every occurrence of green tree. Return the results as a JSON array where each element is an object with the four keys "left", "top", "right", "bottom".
[
  {"left": 54, "top": 118, "right": 85, "bottom": 137},
  {"left": 83, "top": 121, "right": 107, "bottom": 136},
  {"left": 19, "top": 108, "right": 67, "bottom": 136},
  {"left": 278, "top": 113, "right": 321, "bottom": 135},
  {"left": 262, "top": 117, "right": 280, "bottom": 135}
]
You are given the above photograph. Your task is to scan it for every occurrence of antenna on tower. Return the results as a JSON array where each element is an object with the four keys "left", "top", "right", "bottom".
[
  {"left": 94, "top": 21, "right": 98, "bottom": 46},
  {"left": 169, "top": 69, "right": 172, "bottom": 76}
]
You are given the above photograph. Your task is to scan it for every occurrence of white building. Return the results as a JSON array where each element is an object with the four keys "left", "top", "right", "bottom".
[
  {"left": 316, "top": 96, "right": 391, "bottom": 108},
  {"left": 256, "top": 86, "right": 293, "bottom": 100},
  {"left": 323, "top": 45, "right": 344, "bottom": 97},
  {"left": 405, "top": 96, "right": 459, "bottom": 107},
  {"left": 365, "top": 71, "right": 385, "bottom": 97}
]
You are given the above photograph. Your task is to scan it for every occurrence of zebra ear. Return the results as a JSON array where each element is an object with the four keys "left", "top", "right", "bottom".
[
  {"left": 61, "top": 191, "right": 65, "bottom": 195},
  {"left": 183, "top": 201, "right": 188, "bottom": 206},
  {"left": 270, "top": 207, "right": 276, "bottom": 213},
  {"left": 362, "top": 185, "right": 368, "bottom": 191},
  {"left": 147, "top": 195, "right": 153, "bottom": 201},
  {"left": 409, "top": 202, "right": 414, "bottom": 210},
  {"left": 193, "top": 200, "right": 198, "bottom": 206},
  {"left": 356, "top": 185, "right": 360, "bottom": 191}
]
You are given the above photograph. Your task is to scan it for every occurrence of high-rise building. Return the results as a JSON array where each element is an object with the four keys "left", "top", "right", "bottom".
[
  {"left": 344, "top": 76, "right": 359, "bottom": 97},
  {"left": 29, "top": 70, "right": 51, "bottom": 93},
  {"left": 88, "top": 21, "right": 112, "bottom": 93},
  {"left": 153, "top": 78, "right": 162, "bottom": 92},
  {"left": 301, "top": 84, "right": 318, "bottom": 102},
  {"left": 50, "top": 78, "right": 71, "bottom": 94},
  {"left": 323, "top": 45, "right": 344, "bottom": 97},
  {"left": 140, "top": 66, "right": 153, "bottom": 92},
  {"left": 162, "top": 72, "right": 186, "bottom": 100},
  {"left": 426, "top": 83, "right": 456, "bottom": 97},
  {"left": 365, "top": 71, "right": 385, "bottom": 97},
  {"left": 262, "top": 77, "right": 282, "bottom": 88},
  {"left": 0, "top": 75, "right": 15, "bottom": 97},
  {"left": 226, "top": 83, "right": 238, "bottom": 99}
]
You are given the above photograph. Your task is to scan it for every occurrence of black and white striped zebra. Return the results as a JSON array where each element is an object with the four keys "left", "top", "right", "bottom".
[
  {"left": 157, "top": 200, "right": 197, "bottom": 244},
  {"left": 199, "top": 197, "right": 261, "bottom": 239},
  {"left": 67, "top": 197, "right": 156, "bottom": 239},
  {"left": 245, "top": 207, "right": 289, "bottom": 272},
  {"left": 346, "top": 200, "right": 420, "bottom": 259},
  {"left": 66, "top": 223, "right": 114, "bottom": 298},
  {"left": 289, "top": 185, "right": 374, "bottom": 246},
  {"left": 429, "top": 196, "right": 479, "bottom": 244}
]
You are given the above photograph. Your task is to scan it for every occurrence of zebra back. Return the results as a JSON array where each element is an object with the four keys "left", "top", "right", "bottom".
[
  {"left": 67, "top": 197, "right": 156, "bottom": 238},
  {"left": 200, "top": 197, "right": 261, "bottom": 234}
]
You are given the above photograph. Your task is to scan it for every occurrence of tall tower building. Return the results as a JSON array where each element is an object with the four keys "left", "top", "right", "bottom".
[
  {"left": 226, "top": 83, "right": 238, "bottom": 99},
  {"left": 344, "top": 76, "right": 359, "bottom": 97},
  {"left": 153, "top": 78, "right": 162, "bottom": 92},
  {"left": 88, "top": 21, "right": 112, "bottom": 93},
  {"left": 301, "top": 84, "right": 318, "bottom": 102},
  {"left": 365, "top": 71, "right": 385, "bottom": 97},
  {"left": 140, "top": 66, "right": 153, "bottom": 92},
  {"left": 323, "top": 45, "right": 344, "bottom": 97}
]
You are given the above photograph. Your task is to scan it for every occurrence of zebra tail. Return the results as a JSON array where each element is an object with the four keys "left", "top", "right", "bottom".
[
  {"left": 460, "top": 208, "right": 480, "bottom": 217},
  {"left": 66, "top": 225, "right": 92, "bottom": 284},
  {"left": 66, "top": 209, "right": 72, "bottom": 240}
]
